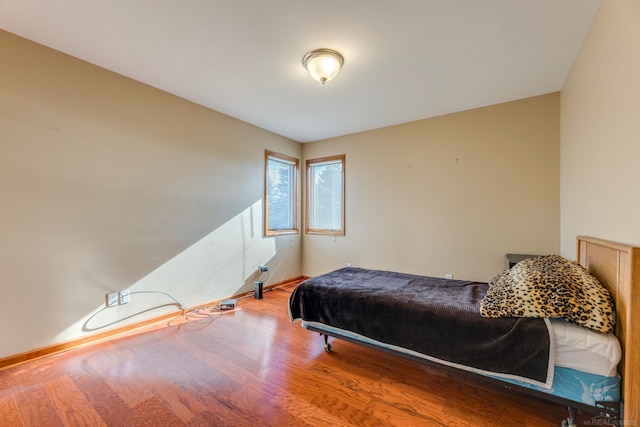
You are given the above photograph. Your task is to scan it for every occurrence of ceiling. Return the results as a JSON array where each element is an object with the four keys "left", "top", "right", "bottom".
[{"left": 0, "top": 0, "right": 601, "bottom": 143}]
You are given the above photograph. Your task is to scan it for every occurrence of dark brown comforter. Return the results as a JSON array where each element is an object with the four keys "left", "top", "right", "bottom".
[{"left": 289, "top": 267, "right": 552, "bottom": 385}]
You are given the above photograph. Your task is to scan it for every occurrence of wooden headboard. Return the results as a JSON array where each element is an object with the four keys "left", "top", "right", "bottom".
[{"left": 577, "top": 236, "right": 639, "bottom": 423}]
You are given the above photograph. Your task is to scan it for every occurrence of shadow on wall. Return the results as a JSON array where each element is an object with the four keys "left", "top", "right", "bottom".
[{"left": 55, "top": 199, "right": 277, "bottom": 337}]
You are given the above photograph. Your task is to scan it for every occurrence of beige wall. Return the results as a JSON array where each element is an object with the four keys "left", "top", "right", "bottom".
[
  {"left": 560, "top": 0, "right": 640, "bottom": 259},
  {"left": 302, "top": 93, "right": 560, "bottom": 281},
  {"left": 0, "top": 30, "right": 301, "bottom": 359},
  {"left": 12, "top": 0, "right": 629, "bottom": 358}
]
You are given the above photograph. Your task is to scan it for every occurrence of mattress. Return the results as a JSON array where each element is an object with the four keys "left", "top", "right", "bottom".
[
  {"left": 299, "top": 318, "right": 622, "bottom": 378},
  {"left": 550, "top": 318, "right": 621, "bottom": 377},
  {"left": 301, "top": 318, "right": 622, "bottom": 378},
  {"left": 301, "top": 320, "right": 622, "bottom": 406},
  {"left": 496, "top": 367, "right": 620, "bottom": 405}
]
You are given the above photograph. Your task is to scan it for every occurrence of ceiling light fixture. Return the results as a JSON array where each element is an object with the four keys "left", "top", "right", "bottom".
[{"left": 302, "top": 48, "right": 344, "bottom": 84}]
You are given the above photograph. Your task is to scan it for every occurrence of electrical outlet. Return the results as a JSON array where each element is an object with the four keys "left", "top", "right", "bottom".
[
  {"left": 347, "top": 262, "right": 352, "bottom": 267},
  {"left": 445, "top": 274, "right": 453, "bottom": 280},
  {"left": 258, "top": 264, "right": 268, "bottom": 273},
  {"left": 119, "top": 290, "right": 130, "bottom": 305},
  {"left": 106, "top": 292, "right": 119, "bottom": 308}
]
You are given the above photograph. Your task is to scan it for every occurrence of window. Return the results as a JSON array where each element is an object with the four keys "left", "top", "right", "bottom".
[
  {"left": 306, "top": 155, "right": 345, "bottom": 235},
  {"left": 264, "top": 151, "right": 299, "bottom": 236}
]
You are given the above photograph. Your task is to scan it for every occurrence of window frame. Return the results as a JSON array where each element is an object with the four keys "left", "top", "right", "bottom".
[
  {"left": 305, "top": 154, "right": 346, "bottom": 236},
  {"left": 264, "top": 150, "right": 299, "bottom": 236}
]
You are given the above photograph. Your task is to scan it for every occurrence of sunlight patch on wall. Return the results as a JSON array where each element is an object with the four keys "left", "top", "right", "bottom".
[{"left": 54, "top": 199, "right": 276, "bottom": 342}]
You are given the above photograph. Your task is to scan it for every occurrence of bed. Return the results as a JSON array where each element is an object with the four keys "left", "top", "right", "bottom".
[{"left": 288, "top": 236, "right": 639, "bottom": 426}]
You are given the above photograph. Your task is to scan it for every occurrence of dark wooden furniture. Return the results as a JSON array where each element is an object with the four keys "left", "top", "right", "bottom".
[{"left": 505, "top": 253, "right": 540, "bottom": 268}]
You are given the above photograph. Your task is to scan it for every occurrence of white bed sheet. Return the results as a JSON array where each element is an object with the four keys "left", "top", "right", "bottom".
[{"left": 550, "top": 318, "right": 621, "bottom": 377}]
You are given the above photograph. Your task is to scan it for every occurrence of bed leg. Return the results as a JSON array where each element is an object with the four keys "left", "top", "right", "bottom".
[
  {"left": 561, "top": 407, "right": 577, "bottom": 427},
  {"left": 322, "top": 334, "right": 332, "bottom": 353}
]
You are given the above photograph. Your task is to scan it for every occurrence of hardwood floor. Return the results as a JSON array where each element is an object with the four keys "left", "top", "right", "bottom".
[{"left": 0, "top": 285, "right": 572, "bottom": 426}]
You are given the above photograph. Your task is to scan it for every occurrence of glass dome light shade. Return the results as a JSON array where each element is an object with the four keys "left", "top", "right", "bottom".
[{"left": 302, "top": 49, "right": 344, "bottom": 84}]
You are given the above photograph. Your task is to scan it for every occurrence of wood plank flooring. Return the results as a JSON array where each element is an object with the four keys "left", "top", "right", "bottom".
[{"left": 0, "top": 285, "right": 573, "bottom": 426}]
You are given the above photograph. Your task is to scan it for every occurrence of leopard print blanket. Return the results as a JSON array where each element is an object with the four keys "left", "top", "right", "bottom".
[{"left": 480, "top": 255, "right": 614, "bottom": 333}]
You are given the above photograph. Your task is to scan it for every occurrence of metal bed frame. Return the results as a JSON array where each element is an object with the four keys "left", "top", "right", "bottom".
[{"left": 306, "top": 324, "right": 621, "bottom": 427}]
